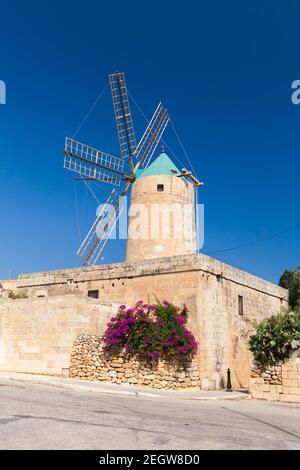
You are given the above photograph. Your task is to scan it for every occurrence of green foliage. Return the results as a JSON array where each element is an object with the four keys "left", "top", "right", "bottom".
[
  {"left": 248, "top": 310, "right": 300, "bottom": 364},
  {"left": 279, "top": 267, "right": 300, "bottom": 310}
]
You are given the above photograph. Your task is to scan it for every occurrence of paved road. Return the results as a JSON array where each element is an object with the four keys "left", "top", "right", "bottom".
[{"left": 0, "top": 376, "right": 300, "bottom": 450}]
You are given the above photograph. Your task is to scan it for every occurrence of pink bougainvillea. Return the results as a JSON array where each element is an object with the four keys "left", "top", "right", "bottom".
[{"left": 102, "top": 300, "right": 198, "bottom": 360}]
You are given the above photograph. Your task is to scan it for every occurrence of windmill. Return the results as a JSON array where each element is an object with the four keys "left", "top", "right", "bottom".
[{"left": 64, "top": 71, "right": 202, "bottom": 266}]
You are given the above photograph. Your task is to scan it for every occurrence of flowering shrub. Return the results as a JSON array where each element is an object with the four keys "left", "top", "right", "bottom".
[{"left": 102, "top": 300, "right": 198, "bottom": 360}]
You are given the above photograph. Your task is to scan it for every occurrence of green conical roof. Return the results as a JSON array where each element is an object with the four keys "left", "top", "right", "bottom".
[{"left": 135, "top": 152, "right": 180, "bottom": 180}]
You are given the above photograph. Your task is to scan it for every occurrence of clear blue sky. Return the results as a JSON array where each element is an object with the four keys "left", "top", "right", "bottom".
[{"left": 0, "top": 0, "right": 299, "bottom": 282}]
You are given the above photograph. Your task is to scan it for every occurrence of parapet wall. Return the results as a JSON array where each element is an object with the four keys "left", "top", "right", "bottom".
[
  {"left": 70, "top": 335, "right": 200, "bottom": 390},
  {"left": 16, "top": 253, "right": 288, "bottom": 301}
]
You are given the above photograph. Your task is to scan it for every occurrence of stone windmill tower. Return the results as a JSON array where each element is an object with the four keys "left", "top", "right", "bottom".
[
  {"left": 63, "top": 72, "right": 203, "bottom": 265},
  {"left": 126, "top": 151, "right": 200, "bottom": 262}
]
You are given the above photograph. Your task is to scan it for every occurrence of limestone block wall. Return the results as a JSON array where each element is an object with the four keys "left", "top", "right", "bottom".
[
  {"left": 0, "top": 295, "right": 116, "bottom": 375},
  {"left": 70, "top": 335, "right": 200, "bottom": 390},
  {"left": 198, "top": 269, "right": 287, "bottom": 390},
  {"left": 250, "top": 359, "right": 300, "bottom": 402}
]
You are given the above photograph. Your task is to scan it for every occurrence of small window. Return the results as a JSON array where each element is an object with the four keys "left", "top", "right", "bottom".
[
  {"left": 157, "top": 184, "right": 164, "bottom": 192},
  {"left": 88, "top": 290, "right": 99, "bottom": 299},
  {"left": 238, "top": 295, "right": 244, "bottom": 315}
]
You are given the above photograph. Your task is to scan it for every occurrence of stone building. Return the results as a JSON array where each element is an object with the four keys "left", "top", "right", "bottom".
[
  {"left": 0, "top": 253, "right": 288, "bottom": 389},
  {"left": 0, "top": 152, "right": 289, "bottom": 390}
]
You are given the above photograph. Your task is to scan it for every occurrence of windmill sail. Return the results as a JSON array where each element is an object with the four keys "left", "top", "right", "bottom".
[
  {"left": 134, "top": 102, "right": 169, "bottom": 169},
  {"left": 64, "top": 137, "right": 127, "bottom": 186},
  {"left": 64, "top": 71, "right": 173, "bottom": 266},
  {"left": 77, "top": 188, "right": 126, "bottom": 266},
  {"left": 109, "top": 72, "right": 136, "bottom": 164}
]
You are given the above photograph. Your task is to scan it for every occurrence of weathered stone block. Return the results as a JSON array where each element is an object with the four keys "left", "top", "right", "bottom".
[
  {"left": 288, "top": 387, "right": 300, "bottom": 395},
  {"left": 264, "top": 392, "right": 279, "bottom": 401},
  {"left": 111, "top": 362, "right": 122, "bottom": 368},
  {"left": 251, "top": 391, "right": 264, "bottom": 399},
  {"left": 108, "top": 370, "right": 117, "bottom": 377},
  {"left": 280, "top": 394, "right": 300, "bottom": 403},
  {"left": 282, "top": 379, "right": 298, "bottom": 387},
  {"left": 287, "top": 372, "right": 299, "bottom": 380},
  {"left": 127, "top": 377, "right": 138, "bottom": 384}
]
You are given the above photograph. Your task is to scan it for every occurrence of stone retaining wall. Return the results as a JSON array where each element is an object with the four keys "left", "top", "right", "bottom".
[
  {"left": 0, "top": 295, "right": 115, "bottom": 375},
  {"left": 69, "top": 335, "right": 200, "bottom": 390},
  {"left": 250, "top": 358, "right": 300, "bottom": 402},
  {"left": 251, "top": 362, "right": 283, "bottom": 385}
]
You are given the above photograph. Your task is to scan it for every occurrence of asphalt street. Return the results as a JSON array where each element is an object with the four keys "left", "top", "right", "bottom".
[{"left": 0, "top": 376, "right": 300, "bottom": 450}]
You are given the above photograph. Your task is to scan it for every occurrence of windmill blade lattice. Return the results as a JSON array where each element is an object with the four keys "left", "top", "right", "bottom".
[
  {"left": 77, "top": 187, "right": 128, "bottom": 266},
  {"left": 109, "top": 72, "right": 136, "bottom": 164},
  {"left": 134, "top": 102, "right": 169, "bottom": 169},
  {"left": 64, "top": 137, "right": 127, "bottom": 186}
]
